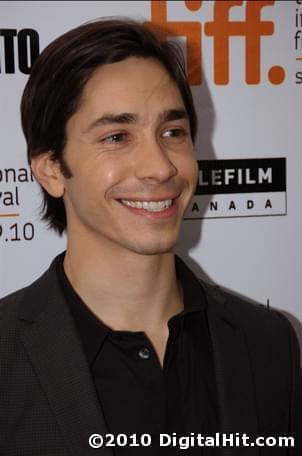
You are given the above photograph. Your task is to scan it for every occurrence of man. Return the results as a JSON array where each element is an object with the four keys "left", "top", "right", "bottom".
[{"left": 0, "top": 19, "right": 301, "bottom": 456}]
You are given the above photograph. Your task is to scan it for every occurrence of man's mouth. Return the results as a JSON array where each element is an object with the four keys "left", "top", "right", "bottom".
[{"left": 120, "top": 199, "right": 173, "bottom": 213}]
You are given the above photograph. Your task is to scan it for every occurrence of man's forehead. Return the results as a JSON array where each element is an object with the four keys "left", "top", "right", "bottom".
[
  {"left": 81, "top": 57, "right": 181, "bottom": 100},
  {"left": 68, "top": 57, "right": 187, "bottom": 132}
]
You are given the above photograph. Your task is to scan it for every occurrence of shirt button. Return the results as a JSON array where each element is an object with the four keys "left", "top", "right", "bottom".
[{"left": 138, "top": 347, "right": 150, "bottom": 359}]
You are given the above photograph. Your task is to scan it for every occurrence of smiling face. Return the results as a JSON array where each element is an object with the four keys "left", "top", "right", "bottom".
[{"left": 45, "top": 57, "right": 198, "bottom": 255}]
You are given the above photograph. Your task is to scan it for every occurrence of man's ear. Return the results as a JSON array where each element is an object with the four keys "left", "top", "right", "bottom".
[{"left": 31, "top": 153, "right": 65, "bottom": 198}]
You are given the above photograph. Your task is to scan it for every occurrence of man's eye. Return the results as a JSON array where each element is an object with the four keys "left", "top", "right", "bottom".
[
  {"left": 161, "top": 128, "right": 187, "bottom": 139},
  {"left": 103, "top": 133, "right": 128, "bottom": 143}
]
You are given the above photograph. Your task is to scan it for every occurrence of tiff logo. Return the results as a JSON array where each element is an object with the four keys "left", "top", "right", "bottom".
[{"left": 145, "top": 0, "right": 285, "bottom": 85}]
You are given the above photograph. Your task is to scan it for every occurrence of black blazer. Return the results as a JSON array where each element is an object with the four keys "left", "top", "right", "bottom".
[{"left": 0, "top": 256, "right": 301, "bottom": 455}]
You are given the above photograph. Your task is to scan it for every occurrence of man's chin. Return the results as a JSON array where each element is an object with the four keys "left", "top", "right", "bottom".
[
  {"left": 125, "top": 239, "right": 177, "bottom": 256},
  {"left": 136, "top": 247, "right": 174, "bottom": 256}
]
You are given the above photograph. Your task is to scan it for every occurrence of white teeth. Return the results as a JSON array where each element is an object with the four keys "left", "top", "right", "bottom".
[{"left": 121, "top": 199, "right": 173, "bottom": 212}]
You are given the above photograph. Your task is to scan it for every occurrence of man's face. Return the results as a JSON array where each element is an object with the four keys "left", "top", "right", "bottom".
[{"left": 61, "top": 57, "right": 198, "bottom": 255}]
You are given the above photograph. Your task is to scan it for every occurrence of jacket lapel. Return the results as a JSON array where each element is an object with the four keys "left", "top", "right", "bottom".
[
  {"left": 18, "top": 260, "right": 113, "bottom": 456},
  {"left": 204, "top": 283, "right": 260, "bottom": 456}
]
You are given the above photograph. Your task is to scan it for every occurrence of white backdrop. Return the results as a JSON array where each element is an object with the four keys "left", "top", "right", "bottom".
[{"left": 1, "top": 1, "right": 301, "bottom": 348}]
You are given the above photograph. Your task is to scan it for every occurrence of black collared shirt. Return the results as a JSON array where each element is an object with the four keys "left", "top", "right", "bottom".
[{"left": 56, "top": 254, "right": 218, "bottom": 454}]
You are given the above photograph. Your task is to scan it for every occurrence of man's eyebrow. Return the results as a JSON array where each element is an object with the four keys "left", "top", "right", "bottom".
[
  {"left": 85, "top": 113, "right": 139, "bottom": 133},
  {"left": 84, "top": 109, "right": 189, "bottom": 134},
  {"left": 159, "top": 109, "right": 189, "bottom": 123}
]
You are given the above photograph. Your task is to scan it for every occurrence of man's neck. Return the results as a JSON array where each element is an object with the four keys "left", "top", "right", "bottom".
[{"left": 63, "top": 237, "right": 183, "bottom": 335}]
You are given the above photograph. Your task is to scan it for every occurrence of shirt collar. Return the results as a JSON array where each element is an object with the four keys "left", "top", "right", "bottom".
[
  {"left": 55, "top": 252, "right": 206, "bottom": 365},
  {"left": 56, "top": 252, "right": 109, "bottom": 364}
]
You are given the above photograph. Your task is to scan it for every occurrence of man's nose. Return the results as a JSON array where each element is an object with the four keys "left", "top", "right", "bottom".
[{"left": 134, "top": 137, "right": 177, "bottom": 183}]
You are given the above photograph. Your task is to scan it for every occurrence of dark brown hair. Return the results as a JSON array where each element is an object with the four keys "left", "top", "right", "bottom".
[{"left": 21, "top": 18, "right": 197, "bottom": 234}]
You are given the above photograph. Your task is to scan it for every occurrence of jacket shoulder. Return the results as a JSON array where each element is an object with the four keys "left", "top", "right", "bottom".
[
  {"left": 0, "top": 286, "right": 29, "bottom": 322},
  {"left": 0, "top": 255, "right": 59, "bottom": 326},
  {"left": 200, "top": 279, "right": 301, "bottom": 372},
  {"left": 201, "top": 279, "right": 292, "bottom": 335}
]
